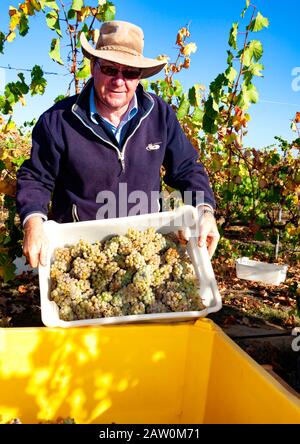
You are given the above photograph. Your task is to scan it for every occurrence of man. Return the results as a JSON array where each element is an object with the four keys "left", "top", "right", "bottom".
[{"left": 17, "top": 20, "right": 219, "bottom": 268}]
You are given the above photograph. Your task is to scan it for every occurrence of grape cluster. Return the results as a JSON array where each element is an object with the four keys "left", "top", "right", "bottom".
[{"left": 50, "top": 228, "right": 205, "bottom": 321}]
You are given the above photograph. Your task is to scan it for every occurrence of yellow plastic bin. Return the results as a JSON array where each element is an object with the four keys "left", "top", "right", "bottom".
[{"left": 1, "top": 319, "right": 300, "bottom": 424}]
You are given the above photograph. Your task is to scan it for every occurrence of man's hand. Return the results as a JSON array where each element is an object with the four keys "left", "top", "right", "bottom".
[
  {"left": 197, "top": 211, "right": 220, "bottom": 258},
  {"left": 23, "top": 216, "right": 49, "bottom": 268}
]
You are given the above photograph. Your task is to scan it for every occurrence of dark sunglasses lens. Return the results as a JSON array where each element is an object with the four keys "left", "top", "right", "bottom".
[
  {"left": 122, "top": 70, "right": 141, "bottom": 79},
  {"left": 100, "top": 66, "right": 118, "bottom": 76},
  {"left": 99, "top": 65, "right": 141, "bottom": 79}
]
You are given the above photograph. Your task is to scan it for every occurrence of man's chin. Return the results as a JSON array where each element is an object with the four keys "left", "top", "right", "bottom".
[{"left": 107, "top": 98, "right": 127, "bottom": 109}]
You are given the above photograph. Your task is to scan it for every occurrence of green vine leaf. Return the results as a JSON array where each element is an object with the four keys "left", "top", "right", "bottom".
[
  {"left": 192, "top": 107, "right": 204, "bottom": 125},
  {"left": 248, "top": 62, "right": 264, "bottom": 77},
  {"left": 46, "top": 10, "right": 62, "bottom": 37},
  {"left": 173, "top": 80, "right": 184, "bottom": 97},
  {"left": 77, "top": 23, "right": 88, "bottom": 48},
  {"left": 227, "top": 50, "right": 234, "bottom": 65},
  {"left": 249, "top": 12, "right": 269, "bottom": 32},
  {"left": 248, "top": 40, "right": 263, "bottom": 61},
  {"left": 188, "top": 84, "right": 202, "bottom": 107},
  {"left": 238, "top": 83, "right": 259, "bottom": 109},
  {"left": 177, "top": 94, "right": 190, "bottom": 119},
  {"left": 140, "top": 80, "right": 149, "bottom": 91},
  {"left": 228, "top": 22, "right": 238, "bottom": 50},
  {"left": 16, "top": 73, "right": 29, "bottom": 95},
  {"left": 71, "top": 0, "right": 84, "bottom": 11},
  {"left": 76, "top": 57, "right": 90, "bottom": 79},
  {"left": 49, "top": 38, "right": 64, "bottom": 65},
  {"left": 45, "top": 0, "right": 59, "bottom": 11},
  {"left": 30, "top": 65, "right": 47, "bottom": 95},
  {"left": 19, "top": 13, "right": 29, "bottom": 36},
  {"left": 54, "top": 94, "right": 67, "bottom": 103},
  {"left": 242, "top": 47, "right": 252, "bottom": 67},
  {"left": 225, "top": 66, "right": 238, "bottom": 84},
  {"left": 67, "top": 9, "right": 76, "bottom": 20},
  {"left": 0, "top": 31, "right": 5, "bottom": 53},
  {"left": 0, "top": 260, "right": 16, "bottom": 283},
  {"left": 102, "top": 1, "right": 116, "bottom": 21},
  {"left": 203, "top": 96, "right": 218, "bottom": 134},
  {"left": 241, "top": 0, "right": 250, "bottom": 18}
]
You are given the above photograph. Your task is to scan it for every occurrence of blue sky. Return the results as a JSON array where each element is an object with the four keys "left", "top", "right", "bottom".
[{"left": 0, "top": 0, "right": 299, "bottom": 148}]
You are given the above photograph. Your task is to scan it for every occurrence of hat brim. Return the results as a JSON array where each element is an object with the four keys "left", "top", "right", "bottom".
[{"left": 80, "top": 33, "right": 166, "bottom": 79}]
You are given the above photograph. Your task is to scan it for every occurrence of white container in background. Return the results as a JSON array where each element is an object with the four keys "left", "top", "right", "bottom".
[
  {"left": 236, "top": 257, "right": 288, "bottom": 286},
  {"left": 39, "top": 205, "right": 222, "bottom": 328}
]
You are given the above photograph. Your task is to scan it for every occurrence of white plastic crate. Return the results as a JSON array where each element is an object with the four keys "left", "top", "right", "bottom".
[
  {"left": 39, "top": 205, "right": 222, "bottom": 327},
  {"left": 236, "top": 257, "right": 288, "bottom": 286}
]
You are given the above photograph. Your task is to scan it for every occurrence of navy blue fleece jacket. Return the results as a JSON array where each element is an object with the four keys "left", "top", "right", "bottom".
[{"left": 16, "top": 80, "right": 215, "bottom": 224}]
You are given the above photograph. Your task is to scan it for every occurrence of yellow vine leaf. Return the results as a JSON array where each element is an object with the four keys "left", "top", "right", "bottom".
[
  {"left": 6, "top": 31, "right": 16, "bottom": 42},
  {"left": 19, "top": 96, "right": 26, "bottom": 106},
  {"left": 183, "top": 58, "right": 190, "bottom": 68},
  {"left": 0, "top": 178, "right": 17, "bottom": 197},
  {"left": 30, "top": 0, "right": 42, "bottom": 11},
  {"left": 2, "top": 120, "right": 16, "bottom": 133},
  {"left": 291, "top": 121, "right": 297, "bottom": 132},
  {"left": 224, "top": 133, "right": 237, "bottom": 144},
  {"left": 77, "top": 6, "right": 90, "bottom": 22},
  {"left": 156, "top": 54, "right": 169, "bottom": 62},
  {"left": 20, "top": 0, "right": 35, "bottom": 16},
  {"left": 9, "top": 8, "right": 21, "bottom": 32},
  {"left": 92, "top": 29, "right": 99, "bottom": 45},
  {"left": 181, "top": 42, "right": 197, "bottom": 57},
  {"left": 176, "top": 28, "right": 190, "bottom": 46}
]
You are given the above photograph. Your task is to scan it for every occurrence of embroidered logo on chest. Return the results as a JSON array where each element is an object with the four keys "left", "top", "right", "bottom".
[{"left": 146, "top": 142, "right": 161, "bottom": 151}]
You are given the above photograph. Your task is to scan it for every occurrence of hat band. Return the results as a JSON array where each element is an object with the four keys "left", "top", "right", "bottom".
[{"left": 96, "top": 45, "right": 142, "bottom": 57}]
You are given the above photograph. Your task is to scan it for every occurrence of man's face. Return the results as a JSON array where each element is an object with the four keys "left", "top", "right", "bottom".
[{"left": 91, "top": 58, "right": 142, "bottom": 111}]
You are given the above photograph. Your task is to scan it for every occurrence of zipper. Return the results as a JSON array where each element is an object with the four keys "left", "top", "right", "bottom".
[
  {"left": 72, "top": 204, "right": 80, "bottom": 222},
  {"left": 72, "top": 89, "right": 155, "bottom": 173},
  {"left": 72, "top": 104, "right": 124, "bottom": 169},
  {"left": 120, "top": 90, "right": 154, "bottom": 173}
]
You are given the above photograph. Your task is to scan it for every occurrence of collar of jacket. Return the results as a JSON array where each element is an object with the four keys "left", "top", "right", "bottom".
[{"left": 71, "top": 78, "right": 155, "bottom": 149}]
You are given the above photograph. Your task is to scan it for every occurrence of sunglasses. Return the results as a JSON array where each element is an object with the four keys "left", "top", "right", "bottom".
[{"left": 96, "top": 63, "right": 142, "bottom": 80}]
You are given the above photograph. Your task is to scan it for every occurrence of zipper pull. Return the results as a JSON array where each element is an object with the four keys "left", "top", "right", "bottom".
[{"left": 120, "top": 154, "right": 125, "bottom": 171}]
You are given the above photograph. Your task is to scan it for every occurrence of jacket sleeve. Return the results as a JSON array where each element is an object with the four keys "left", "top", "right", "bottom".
[
  {"left": 16, "top": 114, "right": 63, "bottom": 224},
  {"left": 162, "top": 105, "right": 216, "bottom": 209}
]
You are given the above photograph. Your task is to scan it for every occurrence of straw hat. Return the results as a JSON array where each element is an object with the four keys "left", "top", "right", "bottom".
[{"left": 80, "top": 20, "right": 166, "bottom": 79}]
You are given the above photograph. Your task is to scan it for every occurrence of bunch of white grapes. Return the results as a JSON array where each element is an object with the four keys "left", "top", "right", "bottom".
[{"left": 50, "top": 228, "right": 205, "bottom": 321}]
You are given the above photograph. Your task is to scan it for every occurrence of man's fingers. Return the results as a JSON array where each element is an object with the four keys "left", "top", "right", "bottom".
[
  {"left": 198, "top": 228, "right": 209, "bottom": 248},
  {"left": 198, "top": 235, "right": 206, "bottom": 248},
  {"left": 24, "top": 242, "right": 46, "bottom": 268},
  {"left": 28, "top": 251, "right": 39, "bottom": 268},
  {"left": 177, "top": 230, "right": 188, "bottom": 245},
  {"left": 207, "top": 236, "right": 219, "bottom": 259},
  {"left": 39, "top": 240, "right": 49, "bottom": 267},
  {"left": 198, "top": 230, "right": 220, "bottom": 258},
  {"left": 23, "top": 219, "right": 48, "bottom": 268}
]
